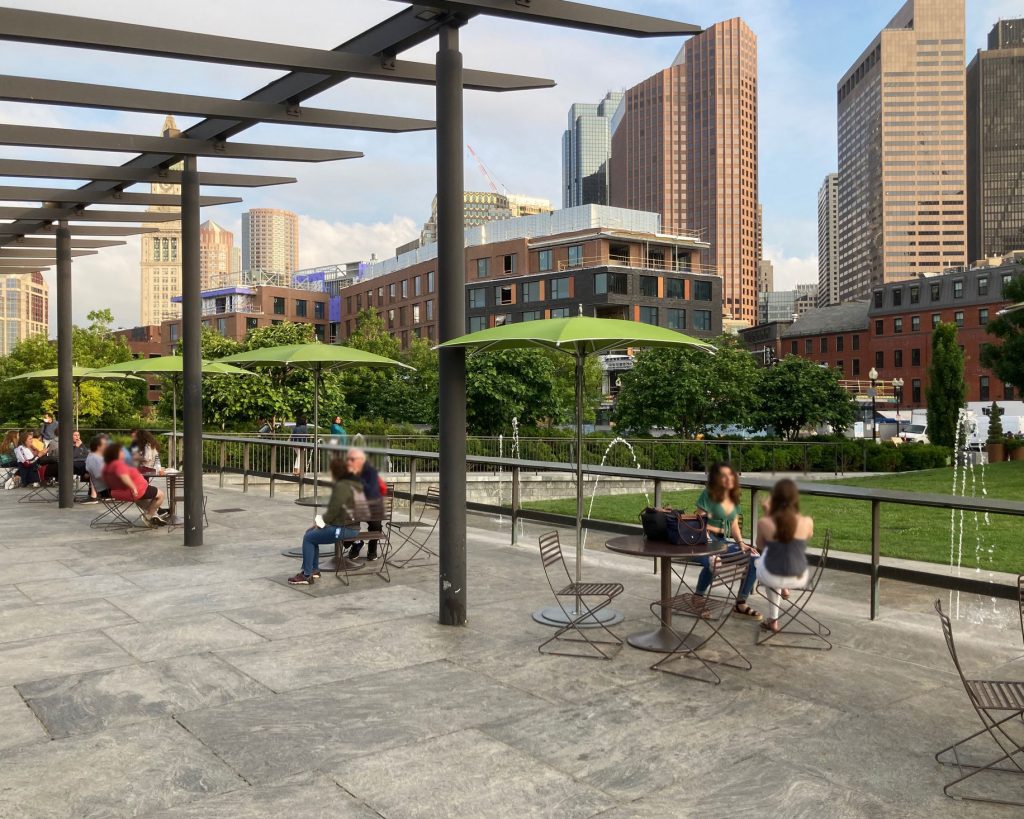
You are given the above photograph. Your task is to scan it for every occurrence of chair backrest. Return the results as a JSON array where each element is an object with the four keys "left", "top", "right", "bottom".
[
  {"left": 807, "top": 529, "right": 831, "bottom": 587},
  {"left": 425, "top": 485, "right": 440, "bottom": 507},
  {"left": 710, "top": 551, "right": 750, "bottom": 595},
  {"left": 934, "top": 599, "right": 969, "bottom": 686},
  {"left": 538, "top": 531, "right": 572, "bottom": 590}
]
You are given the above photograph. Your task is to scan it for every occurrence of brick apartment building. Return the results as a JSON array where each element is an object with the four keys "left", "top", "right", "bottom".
[
  {"left": 742, "top": 261, "right": 1023, "bottom": 407},
  {"left": 338, "top": 206, "right": 723, "bottom": 348},
  {"left": 113, "top": 324, "right": 165, "bottom": 406}
]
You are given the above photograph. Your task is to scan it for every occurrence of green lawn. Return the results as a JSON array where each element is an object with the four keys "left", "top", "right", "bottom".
[{"left": 525, "top": 462, "right": 1024, "bottom": 575}]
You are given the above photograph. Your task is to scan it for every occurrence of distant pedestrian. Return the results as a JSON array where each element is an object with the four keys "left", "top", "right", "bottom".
[
  {"left": 39, "top": 412, "right": 59, "bottom": 443},
  {"left": 291, "top": 416, "right": 309, "bottom": 475},
  {"left": 330, "top": 416, "right": 349, "bottom": 448}
]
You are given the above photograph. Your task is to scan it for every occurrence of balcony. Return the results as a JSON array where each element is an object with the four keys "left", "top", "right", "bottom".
[{"left": 558, "top": 256, "right": 718, "bottom": 276}]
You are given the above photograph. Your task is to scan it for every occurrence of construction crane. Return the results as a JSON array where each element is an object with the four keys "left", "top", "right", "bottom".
[{"left": 467, "top": 144, "right": 508, "bottom": 195}]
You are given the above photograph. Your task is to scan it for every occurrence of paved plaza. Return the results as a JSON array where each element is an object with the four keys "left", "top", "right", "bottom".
[{"left": 0, "top": 480, "right": 1021, "bottom": 817}]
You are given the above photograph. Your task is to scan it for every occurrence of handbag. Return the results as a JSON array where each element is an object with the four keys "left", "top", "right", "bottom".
[
  {"left": 639, "top": 507, "right": 673, "bottom": 541},
  {"left": 668, "top": 513, "right": 709, "bottom": 547}
]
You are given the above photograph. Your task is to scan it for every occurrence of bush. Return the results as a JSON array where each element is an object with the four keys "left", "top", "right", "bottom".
[
  {"left": 895, "top": 443, "right": 950, "bottom": 471},
  {"left": 866, "top": 443, "right": 900, "bottom": 472}
]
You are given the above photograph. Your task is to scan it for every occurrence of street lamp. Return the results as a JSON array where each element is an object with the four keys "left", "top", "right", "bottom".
[
  {"left": 892, "top": 376, "right": 904, "bottom": 412},
  {"left": 869, "top": 366, "right": 879, "bottom": 442}
]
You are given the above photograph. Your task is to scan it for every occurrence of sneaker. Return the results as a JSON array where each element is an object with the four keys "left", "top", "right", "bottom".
[
  {"left": 150, "top": 516, "right": 167, "bottom": 527},
  {"left": 3, "top": 476, "right": 14, "bottom": 490},
  {"left": 158, "top": 508, "right": 170, "bottom": 516},
  {"left": 140, "top": 516, "right": 156, "bottom": 529},
  {"left": 80, "top": 497, "right": 99, "bottom": 505},
  {"left": 154, "top": 511, "right": 170, "bottom": 523},
  {"left": 288, "top": 572, "right": 313, "bottom": 585},
  {"left": 30, "top": 482, "right": 40, "bottom": 488},
  {"left": 347, "top": 543, "right": 363, "bottom": 559},
  {"left": 365, "top": 552, "right": 379, "bottom": 562},
  {"left": 311, "top": 570, "right": 321, "bottom": 579}
]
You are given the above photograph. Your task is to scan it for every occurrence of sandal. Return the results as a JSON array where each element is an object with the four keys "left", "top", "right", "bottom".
[
  {"left": 761, "top": 618, "right": 781, "bottom": 633},
  {"left": 734, "top": 601, "right": 763, "bottom": 621},
  {"left": 781, "top": 589, "right": 791, "bottom": 600}
]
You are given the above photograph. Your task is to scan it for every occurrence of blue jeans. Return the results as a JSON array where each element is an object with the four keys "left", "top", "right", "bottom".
[
  {"left": 694, "top": 537, "right": 757, "bottom": 600},
  {"left": 301, "top": 525, "right": 358, "bottom": 577}
]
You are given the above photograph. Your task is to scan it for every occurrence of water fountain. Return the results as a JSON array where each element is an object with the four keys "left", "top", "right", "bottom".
[
  {"left": 496, "top": 433, "right": 504, "bottom": 523},
  {"left": 580, "top": 437, "right": 651, "bottom": 552}
]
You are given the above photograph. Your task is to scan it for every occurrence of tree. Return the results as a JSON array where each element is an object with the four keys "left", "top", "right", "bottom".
[
  {"left": 546, "top": 350, "right": 603, "bottom": 426},
  {"left": 980, "top": 275, "right": 1024, "bottom": 393},
  {"left": 465, "top": 349, "right": 562, "bottom": 434},
  {"left": 926, "top": 322, "right": 966, "bottom": 449},
  {"left": 987, "top": 401, "right": 1003, "bottom": 442},
  {"left": 755, "top": 356, "right": 856, "bottom": 440},
  {"left": 612, "top": 335, "right": 760, "bottom": 436}
]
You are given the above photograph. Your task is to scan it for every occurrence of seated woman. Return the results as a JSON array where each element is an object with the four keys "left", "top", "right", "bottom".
[
  {"left": 691, "top": 462, "right": 761, "bottom": 620},
  {"left": 84, "top": 435, "right": 110, "bottom": 501},
  {"left": 755, "top": 479, "right": 813, "bottom": 633},
  {"left": 131, "top": 429, "right": 163, "bottom": 474},
  {"left": 14, "top": 430, "right": 41, "bottom": 488},
  {"left": 1, "top": 430, "right": 18, "bottom": 488},
  {"left": 288, "top": 455, "right": 363, "bottom": 586},
  {"left": 100, "top": 442, "right": 166, "bottom": 527}
]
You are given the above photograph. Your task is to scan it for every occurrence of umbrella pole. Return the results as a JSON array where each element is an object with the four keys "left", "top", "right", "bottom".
[
  {"left": 575, "top": 350, "right": 584, "bottom": 589},
  {"left": 313, "top": 363, "right": 319, "bottom": 509},
  {"left": 172, "top": 378, "right": 178, "bottom": 470},
  {"left": 75, "top": 381, "right": 80, "bottom": 431}
]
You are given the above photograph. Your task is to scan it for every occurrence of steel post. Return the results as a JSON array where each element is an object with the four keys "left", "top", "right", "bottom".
[
  {"left": 511, "top": 465, "right": 520, "bottom": 546},
  {"left": 181, "top": 155, "right": 203, "bottom": 546},
  {"left": 436, "top": 22, "right": 467, "bottom": 626},
  {"left": 870, "top": 500, "right": 881, "bottom": 620},
  {"left": 55, "top": 221, "right": 73, "bottom": 508}
]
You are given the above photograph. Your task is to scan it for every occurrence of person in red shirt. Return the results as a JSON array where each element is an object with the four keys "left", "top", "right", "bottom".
[{"left": 100, "top": 443, "right": 166, "bottom": 527}]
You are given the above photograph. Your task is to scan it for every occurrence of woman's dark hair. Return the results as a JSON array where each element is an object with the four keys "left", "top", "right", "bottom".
[
  {"left": 18, "top": 429, "right": 33, "bottom": 446},
  {"left": 706, "top": 462, "right": 741, "bottom": 506},
  {"left": 135, "top": 429, "right": 158, "bottom": 450},
  {"left": 102, "top": 442, "right": 122, "bottom": 464},
  {"left": 769, "top": 478, "right": 800, "bottom": 543},
  {"left": 329, "top": 456, "right": 347, "bottom": 481}
]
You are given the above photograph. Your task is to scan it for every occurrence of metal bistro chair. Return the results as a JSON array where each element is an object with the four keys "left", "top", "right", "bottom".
[
  {"left": 388, "top": 485, "right": 439, "bottom": 569},
  {"left": 334, "top": 496, "right": 394, "bottom": 586},
  {"left": 537, "top": 531, "right": 623, "bottom": 660},
  {"left": 755, "top": 529, "right": 833, "bottom": 650},
  {"left": 934, "top": 600, "right": 1024, "bottom": 808},
  {"left": 89, "top": 496, "right": 144, "bottom": 532},
  {"left": 650, "top": 551, "right": 753, "bottom": 685}
]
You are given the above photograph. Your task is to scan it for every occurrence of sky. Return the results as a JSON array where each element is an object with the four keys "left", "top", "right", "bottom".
[{"left": 0, "top": 0, "right": 1019, "bottom": 330}]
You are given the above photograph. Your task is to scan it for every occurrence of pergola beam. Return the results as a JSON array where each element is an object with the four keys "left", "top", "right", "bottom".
[
  {"left": 2, "top": 237, "right": 125, "bottom": 248},
  {"left": 0, "top": 7, "right": 553, "bottom": 92},
  {"left": 0, "top": 159, "right": 295, "bottom": 188},
  {"left": 0, "top": 248, "right": 96, "bottom": 259},
  {"left": 0, "top": 124, "right": 362, "bottom": 162},
  {"left": 394, "top": 0, "right": 701, "bottom": 37},
  {"left": 0, "top": 75, "right": 436, "bottom": 133},
  {"left": 0, "top": 207, "right": 180, "bottom": 222},
  {"left": 0, "top": 224, "right": 159, "bottom": 236},
  {"left": 0, "top": 186, "right": 239, "bottom": 208},
  {"left": 0, "top": 265, "right": 51, "bottom": 272}
]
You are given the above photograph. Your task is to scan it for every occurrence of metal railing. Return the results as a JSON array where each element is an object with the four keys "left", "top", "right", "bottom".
[
  {"left": 556, "top": 256, "right": 718, "bottom": 275},
  {"left": 183, "top": 433, "right": 1024, "bottom": 620}
]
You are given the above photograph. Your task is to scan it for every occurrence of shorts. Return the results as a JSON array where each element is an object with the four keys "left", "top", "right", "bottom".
[{"left": 111, "top": 485, "right": 157, "bottom": 502}]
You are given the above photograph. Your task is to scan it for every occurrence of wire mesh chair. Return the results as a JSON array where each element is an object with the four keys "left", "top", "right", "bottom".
[
  {"left": 537, "top": 531, "right": 624, "bottom": 660},
  {"left": 388, "top": 485, "right": 439, "bottom": 569},
  {"left": 649, "top": 552, "right": 753, "bottom": 684},
  {"left": 334, "top": 496, "right": 394, "bottom": 586},
  {"left": 1, "top": 462, "right": 19, "bottom": 490},
  {"left": 933, "top": 599, "right": 1024, "bottom": 807},
  {"left": 89, "top": 496, "right": 144, "bottom": 532},
  {"left": 755, "top": 529, "right": 833, "bottom": 650}
]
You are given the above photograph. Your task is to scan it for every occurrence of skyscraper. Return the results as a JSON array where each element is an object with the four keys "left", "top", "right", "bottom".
[
  {"left": 241, "top": 208, "right": 299, "bottom": 281},
  {"left": 836, "top": 0, "right": 967, "bottom": 302},
  {"left": 967, "top": 19, "right": 1024, "bottom": 262},
  {"left": 817, "top": 173, "right": 840, "bottom": 307},
  {"left": 609, "top": 19, "right": 759, "bottom": 324},
  {"left": 139, "top": 115, "right": 182, "bottom": 326},
  {"left": 0, "top": 272, "right": 48, "bottom": 355},
  {"left": 562, "top": 91, "right": 623, "bottom": 208},
  {"left": 757, "top": 260, "right": 774, "bottom": 294},
  {"left": 199, "top": 220, "right": 235, "bottom": 289}
]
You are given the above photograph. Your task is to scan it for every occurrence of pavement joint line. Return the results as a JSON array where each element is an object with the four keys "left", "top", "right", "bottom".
[{"left": 170, "top": 712, "right": 254, "bottom": 788}]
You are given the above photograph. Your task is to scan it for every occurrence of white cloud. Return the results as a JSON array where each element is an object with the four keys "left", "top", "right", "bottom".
[
  {"left": 42, "top": 240, "right": 142, "bottom": 332},
  {"left": 764, "top": 245, "right": 819, "bottom": 291},
  {"left": 298, "top": 214, "right": 419, "bottom": 267}
]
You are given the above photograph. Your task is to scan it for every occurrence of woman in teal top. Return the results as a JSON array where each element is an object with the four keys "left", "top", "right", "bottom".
[{"left": 692, "top": 462, "right": 761, "bottom": 619}]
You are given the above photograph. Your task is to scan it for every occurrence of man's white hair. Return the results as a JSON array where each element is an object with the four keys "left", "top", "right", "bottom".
[{"left": 348, "top": 447, "right": 366, "bottom": 461}]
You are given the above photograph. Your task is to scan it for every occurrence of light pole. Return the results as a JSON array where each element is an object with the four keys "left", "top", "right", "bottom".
[
  {"left": 892, "top": 376, "right": 904, "bottom": 412},
  {"left": 869, "top": 366, "right": 879, "bottom": 442}
]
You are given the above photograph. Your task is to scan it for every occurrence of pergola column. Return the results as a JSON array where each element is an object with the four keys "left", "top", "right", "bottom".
[
  {"left": 180, "top": 155, "right": 203, "bottom": 546},
  {"left": 436, "top": 21, "right": 467, "bottom": 626},
  {"left": 55, "top": 220, "right": 74, "bottom": 508}
]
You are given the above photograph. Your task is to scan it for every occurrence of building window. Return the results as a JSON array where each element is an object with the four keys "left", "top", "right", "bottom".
[
  {"left": 894, "top": 317, "right": 903, "bottom": 334},
  {"left": 401, "top": 280, "right": 409, "bottom": 299},
  {"left": 820, "top": 337, "right": 829, "bottom": 353},
  {"left": 977, "top": 276, "right": 988, "bottom": 296},
  {"left": 387, "top": 309, "right": 395, "bottom": 329},
  {"left": 313, "top": 302, "right": 325, "bottom": 320},
  {"left": 521, "top": 310, "right": 542, "bottom": 322},
  {"left": 875, "top": 319, "right": 884, "bottom": 335},
  {"left": 911, "top": 315, "right": 920, "bottom": 331},
  {"left": 413, "top": 276, "right": 422, "bottom": 297},
  {"left": 216, "top": 318, "right": 227, "bottom": 336},
  {"left": 852, "top": 335, "right": 860, "bottom": 351},
  {"left": 399, "top": 306, "right": 407, "bottom": 325},
  {"left": 693, "top": 310, "right": 712, "bottom": 332},
  {"left": 550, "top": 307, "right": 571, "bottom": 318},
  {"left": 314, "top": 324, "right": 325, "bottom": 341},
  {"left": 910, "top": 285, "right": 920, "bottom": 305},
  {"left": 427, "top": 271, "right": 435, "bottom": 293},
  {"left": 468, "top": 289, "right": 485, "bottom": 309},
  {"left": 356, "top": 294, "right": 362, "bottom": 311},
  {"left": 852, "top": 359, "right": 861, "bottom": 376},
  {"left": 495, "top": 285, "right": 514, "bottom": 305},
  {"left": 875, "top": 351, "right": 884, "bottom": 369},
  {"left": 835, "top": 361, "right": 844, "bottom": 373},
  {"left": 953, "top": 279, "right": 964, "bottom": 299},
  {"left": 932, "top": 313, "right": 941, "bottom": 328},
  {"left": 979, "top": 308, "right": 989, "bottom": 326},
  {"left": 246, "top": 317, "right": 258, "bottom": 331},
  {"left": 568, "top": 244, "right": 583, "bottom": 267},
  {"left": 467, "top": 316, "right": 485, "bottom": 332},
  {"left": 930, "top": 283, "right": 941, "bottom": 301},
  {"left": 954, "top": 310, "right": 964, "bottom": 327},
  {"left": 911, "top": 348, "right": 921, "bottom": 366},
  {"left": 894, "top": 349, "right": 903, "bottom": 368},
  {"left": 836, "top": 336, "right": 845, "bottom": 352},
  {"left": 378, "top": 287, "right": 384, "bottom": 301},
  {"left": 476, "top": 258, "right": 489, "bottom": 278},
  {"left": 873, "top": 290, "right": 884, "bottom": 308},
  {"left": 538, "top": 250, "right": 553, "bottom": 272},
  {"left": 594, "top": 271, "right": 627, "bottom": 295},
  {"left": 667, "top": 308, "right": 686, "bottom": 330},
  {"left": 273, "top": 297, "right": 285, "bottom": 315},
  {"left": 804, "top": 339, "right": 813, "bottom": 354},
  {"left": 503, "top": 254, "right": 516, "bottom": 274},
  {"left": 790, "top": 341, "right": 798, "bottom": 355},
  {"left": 412, "top": 304, "right": 420, "bottom": 324},
  {"left": 550, "top": 277, "right": 570, "bottom": 300},
  {"left": 640, "top": 276, "right": 658, "bottom": 297},
  {"left": 389, "top": 283, "right": 396, "bottom": 300},
  {"left": 639, "top": 306, "right": 658, "bottom": 325},
  {"left": 295, "top": 299, "right": 307, "bottom": 318},
  {"left": 694, "top": 280, "right": 713, "bottom": 301},
  {"left": 1005, "top": 383, "right": 1016, "bottom": 401},
  {"left": 893, "top": 289, "right": 903, "bottom": 307},
  {"left": 912, "top": 379, "right": 921, "bottom": 403},
  {"left": 1003, "top": 273, "right": 1013, "bottom": 294},
  {"left": 426, "top": 299, "right": 434, "bottom": 320},
  {"left": 666, "top": 278, "right": 684, "bottom": 299},
  {"left": 980, "top": 376, "right": 990, "bottom": 401},
  {"left": 494, "top": 314, "right": 512, "bottom": 327},
  {"left": 522, "top": 281, "right": 541, "bottom": 303}
]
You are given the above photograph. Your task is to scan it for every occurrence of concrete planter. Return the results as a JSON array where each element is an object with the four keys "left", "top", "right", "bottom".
[
  {"left": 987, "top": 443, "right": 1006, "bottom": 463},
  {"left": 1009, "top": 446, "right": 1024, "bottom": 461}
]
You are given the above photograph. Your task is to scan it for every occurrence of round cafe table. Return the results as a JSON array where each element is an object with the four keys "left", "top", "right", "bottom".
[{"left": 605, "top": 535, "right": 728, "bottom": 653}]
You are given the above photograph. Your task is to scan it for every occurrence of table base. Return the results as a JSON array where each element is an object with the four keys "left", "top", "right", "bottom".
[
  {"left": 626, "top": 626, "right": 702, "bottom": 654},
  {"left": 532, "top": 605, "right": 624, "bottom": 629}
]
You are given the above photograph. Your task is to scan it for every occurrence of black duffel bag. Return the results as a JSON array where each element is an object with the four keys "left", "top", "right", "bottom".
[
  {"left": 639, "top": 507, "right": 674, "bottom": 541},
  {"left": 668, "top": 513, "right": 709, "bottom": 547}
]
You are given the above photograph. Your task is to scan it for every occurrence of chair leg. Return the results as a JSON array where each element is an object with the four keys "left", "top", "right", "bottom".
[
  {"left": 538, "top": 595, "right": 622, "bottom": 660},
  {"left": 940, "top": 714, "right": 1024, "bottom": 807},
  {"left": 755, "top": 587, "right": 832, "bottom": 650},
  {"left": 937, "top": 711, "right": 1024, "bottom": 774}
]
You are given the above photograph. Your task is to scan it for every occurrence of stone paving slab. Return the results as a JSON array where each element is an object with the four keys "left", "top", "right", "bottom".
[
  {"left": 0, "top": 598, "right": 136, "bottom": 645},
  {"left": 0, "top": 583, "right": 32, "bottom": 612},
  {"left": 16, "top": 572, "right": 145, "bottom": 604},
  {"left": 0, "top": 630, "right": 135, "bottom": 687},
  {"left": 106, "top": 577, "right": 301, "bottom": 621},
  {"left": 0, "top": 684, "right": 48, "bottom": 752},
  {"left": 103, "top": 612, "right": 269, "bottom": 662}
]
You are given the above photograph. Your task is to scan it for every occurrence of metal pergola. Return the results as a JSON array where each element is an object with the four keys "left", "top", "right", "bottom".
[{"left": 0, "top": 1, "right": 698, "bottom": 625}]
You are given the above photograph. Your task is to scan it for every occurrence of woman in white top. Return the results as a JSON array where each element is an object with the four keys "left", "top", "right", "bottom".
[
  {"left": 755, "top": 479, "right": 814, "bottom": 634},
  {"left": 132, "top": 429, "right": 163, "bottom": 473},
  {"left": 14, "top": 430, "right": 41, "bottom": 488}
]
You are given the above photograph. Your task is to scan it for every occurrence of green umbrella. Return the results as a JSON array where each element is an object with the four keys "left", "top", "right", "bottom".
[
  {"left": 5, "top": 366, "right": 145, "bottom": 429},
  {"left": 91, "top": 356, "right": 254, "bottom": 467},
  {"left": 219, "top": 343, "right": 412, "bottom": 508},
  {"left": 440, "top": 315, "right": 715, "bottom": 627}
]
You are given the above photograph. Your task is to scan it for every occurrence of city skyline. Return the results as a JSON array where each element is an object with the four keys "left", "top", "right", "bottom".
[{"left": 0, "top": 0, "right": 1015, "bottom": 330}]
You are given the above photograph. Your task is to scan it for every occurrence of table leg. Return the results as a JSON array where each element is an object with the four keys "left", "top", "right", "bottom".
[{"left": 626, "top": 556, "right": 683, "bottom": 652}]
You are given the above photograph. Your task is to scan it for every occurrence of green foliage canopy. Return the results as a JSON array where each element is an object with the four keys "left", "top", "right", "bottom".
[
  {"left": 980, "top": 274, "right": 1024, "bottom": 394},
  {"left": 925, "top": 322, "right": 966, "bottom": 449},
  {"left": 754, "top": 355, "right": 856, "bottom": 440}
]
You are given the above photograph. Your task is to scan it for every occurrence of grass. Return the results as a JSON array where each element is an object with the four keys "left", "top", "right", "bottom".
[{"left": 524, "top": 461, "right": 1024, "bottom": 575}]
